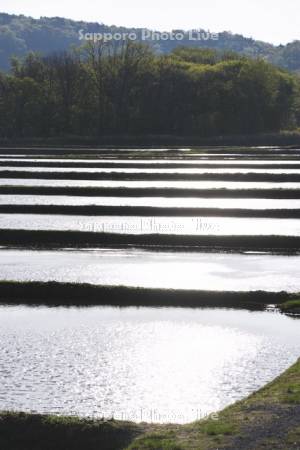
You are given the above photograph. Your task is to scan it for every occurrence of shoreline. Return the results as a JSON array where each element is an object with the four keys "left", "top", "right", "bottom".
[
  {"left": 1, "top": 143, "right": 300, "bottom": 449},
  {"left": 1, "top": 358, "right": 299, "bottom": 449}
]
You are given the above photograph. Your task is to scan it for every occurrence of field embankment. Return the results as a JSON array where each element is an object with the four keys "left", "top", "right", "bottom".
[
  {"left": 0, "top": 280, "right": 295, "bottom": 308},
  {"left": 1, "top": 204, "right": 300, "bottom": 218},
  {"left": 2, "top": 186, "right": 300, "bottom": 198},
  {"left": 2, "top": 170, "right": 300, "bottom": 182},
  {"left": 1, "top": 229, "right": 300, "bottom": 253}
]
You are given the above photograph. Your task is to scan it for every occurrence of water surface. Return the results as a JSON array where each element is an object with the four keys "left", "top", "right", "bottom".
[
  {"left": 1, "top": 158, "right": 300, "bottom": 165},
  {"left": 2, "top": 195, "right": 300, "bottom": 209},
  {"left": 1, "top": 248, "right": 299, "bottom": 291},
  {"left": 1, "top": 214, "right": 300, "bottom": 236},
  {"left": 2, "top": 167, "right": 300, "bottom": 174},
  {"left": 0, "top": 305, "right": 299, "bottom": 423},
  {"left": 2, "top": 179, "right": 300, "bottom": 190}
]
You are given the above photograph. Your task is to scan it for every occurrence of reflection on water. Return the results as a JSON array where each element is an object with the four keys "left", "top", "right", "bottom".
[
  {"left": 1, "top": 148, "right": 300, "bottom": 424},
  {"left": 2, "top": 167, "right": 300, "bottom": 174},
  {"left": 2, "top": 178, "right": 300, "bottom": 189},
  {"left": 2, "top": 195, "right": 300, "bottom": 209},
  {"left": 0, "top": 305, "right": 299, "bottom": 423},
  {"left": 1, "top": 214, "right": 300, "bottom": 236},
  {"left": 1, "top": 248, "right": 300, "bottom": 292},
  {"left": 1, "top": 158, "right": 300, "bottom": 165}
]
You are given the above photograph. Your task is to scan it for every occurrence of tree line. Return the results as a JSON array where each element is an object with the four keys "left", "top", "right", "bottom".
[
  {"left": 2, "top": 14, "right": 300, "bottom": 73},
  {"left": 0, "top": 43, "right": 299, "bottom": 138}
]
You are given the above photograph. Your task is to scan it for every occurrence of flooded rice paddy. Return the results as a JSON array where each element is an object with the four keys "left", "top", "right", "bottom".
[{"left": 0, "top": 146, "right": 299, "bottom": 423}]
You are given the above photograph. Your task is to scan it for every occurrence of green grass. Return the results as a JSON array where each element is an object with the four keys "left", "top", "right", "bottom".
[
  {"left": 284, "top": 384, "right": 300, "bottom": 403},
  {"left": 280, "top": 299, "right": 300, "bottom": 313},
  {"left": 0, "top": 412, "right": 142, "bottom": 450},
  {"left": 200, "top": 421, "right": 237, "bottom": 436},
  {"left": 126, "top": 358, "right": 300, "bottom": 449},
  {"left": 127, "top": 432, "right": 184, "bottom": 450},
  {"left": 286, "top": 426, "right": 300, "bottom": 445}
]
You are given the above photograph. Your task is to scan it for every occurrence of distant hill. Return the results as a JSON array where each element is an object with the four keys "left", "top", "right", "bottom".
[{"left": 1, "top": 12, "right": 300, "bottom": 72}]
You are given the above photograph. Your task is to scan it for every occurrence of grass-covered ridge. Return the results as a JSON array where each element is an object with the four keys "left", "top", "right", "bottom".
[
  {"left": 1, "top": 229, "right": 300, "bottom": 253},
  {"left": 0, "top": 280, "right": 294, "bottom": 307},
  {"left": 1, "top": 143, "right": 300, "bottom": 154},
  {"left": 2, "top": 170, "right": 300, "bottom": 182},
  {"left": 280, "top": 299, "right": 300, "bottom": 314},
  {"left": 2, "top": 160, "right": 300, "bottom": 169},
  {"left": 127, "top": 358, "right": 300, "bottom": 449},
  {"left": 2, "top": 204, "right": 300, "bottom": 218},
  {"left": 1, "top": 359, "right": 299, "bottom": 449},
  {"left": 2, "top": 185, "right": 300, "bottom": 199},
  {"left": 0, "top": 412, "right": 143, "bottom": 450}
]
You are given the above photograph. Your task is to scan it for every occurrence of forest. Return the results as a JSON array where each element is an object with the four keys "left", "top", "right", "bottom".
[
  {"left": 0, "top": 43, "right": 299, "bottom": 138},
  {"left": 2, "top": 13, "right": 300, "bottom": 73}
]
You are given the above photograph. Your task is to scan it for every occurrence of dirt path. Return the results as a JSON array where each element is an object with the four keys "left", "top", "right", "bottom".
[{"left": 219, "top": 404, "right": 300, "bottom": 450}]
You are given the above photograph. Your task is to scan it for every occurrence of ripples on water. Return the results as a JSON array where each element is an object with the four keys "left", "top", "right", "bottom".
[
  {"left": 2, "top": 167, "right": 300, "bottom": 174},
  {"left": 0, "top": 306, "right": 299, "bottom": 423},
  {"left": 1, "top": 249, "right": 300, "bottom": 292},
  {"left": 2, "top": 195, "right": 300, "bottom": 209},
  {"left": 2, "top": 179, "right": 300, "bottom": 189},
  {"left": 1, "top": 214, "right": 300, "bottom": 236},
  {"left": 1, "top": 149, "right": 300, "bottom": 423},
  {"left": 1, "top": 158, "right": 300, "bottom": 165}
]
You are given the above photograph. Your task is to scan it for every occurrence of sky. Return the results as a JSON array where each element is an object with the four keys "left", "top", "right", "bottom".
[{"left": 1, "top": 0, "right": 299, "bottom": 45}]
